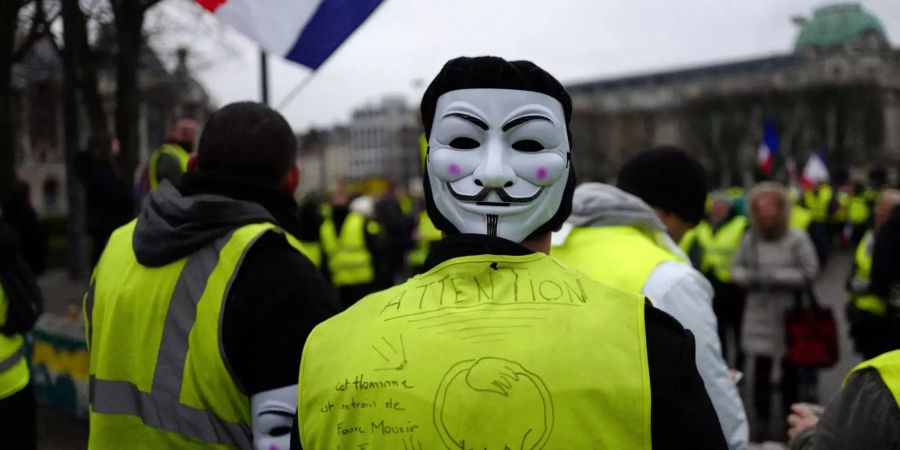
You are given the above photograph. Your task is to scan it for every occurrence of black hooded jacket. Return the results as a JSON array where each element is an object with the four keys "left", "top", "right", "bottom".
[{"left": 130, "top": 172, "right": 340, "bottom": 395}]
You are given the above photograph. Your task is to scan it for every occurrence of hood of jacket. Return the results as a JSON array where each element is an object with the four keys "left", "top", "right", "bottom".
[
  {"left": 133, "top": 180, "right": 275, "bottom": 267},
  {"left": 553, "top": 183, "right": 685, "bottom": 257},
  {"left": 567, "top": 182, "right": 667, "bottom": 232}
]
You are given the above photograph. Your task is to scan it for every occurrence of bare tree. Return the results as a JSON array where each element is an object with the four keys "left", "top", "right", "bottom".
[
  {"left": 0, "top": 0, "right": 58, "bottom": 203},
  {"left": 110, "top": 0, "right": 163, "bottom": 178}
]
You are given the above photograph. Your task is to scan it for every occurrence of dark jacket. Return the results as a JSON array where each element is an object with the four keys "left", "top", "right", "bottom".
[
  {"left": 290, "top": 234, "right": 728, "bottom": 450},
  {"left": 1, "top": 197, "right": 45, "bottom": 276},
  {"left": 129, "top": 171, "right": 340, "bottom": 395},
  {"left": 791, "top": 369, "right": 900, "bottom": 450}
]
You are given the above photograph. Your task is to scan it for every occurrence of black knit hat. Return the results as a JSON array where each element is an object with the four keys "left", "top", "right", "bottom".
[
  {"left": 617, "top": 146, "right": 707, "bottom": 225},
  {"left": 419, "top": 56, "right": 576, "bottom": 240}
]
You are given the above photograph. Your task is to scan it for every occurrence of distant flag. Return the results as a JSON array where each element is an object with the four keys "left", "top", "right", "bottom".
[
  {"left": 195, "top": 0, "right": 384, "bottom": 69},
  {"left": 801, "top": 148, "right": 830, "bottom": 190},
  {"left": 756, "top": 119, "right": 779, "bottom": 174}
]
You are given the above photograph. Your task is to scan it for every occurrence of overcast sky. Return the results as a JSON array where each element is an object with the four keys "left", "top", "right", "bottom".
[{"left": 174, "top": 0, "right": 900, "bottom": 131}]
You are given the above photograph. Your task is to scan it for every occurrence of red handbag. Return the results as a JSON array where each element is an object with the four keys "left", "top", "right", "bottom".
[{"left": 785, "top": 282, "right": 838, "bottom": 368}]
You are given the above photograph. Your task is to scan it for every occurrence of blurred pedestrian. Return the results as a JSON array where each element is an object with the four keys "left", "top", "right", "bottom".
[
  {"left": 293, "top": 56, "right": 728, "bottom": 450},
  {"left": 147, "top": 118, "right": 198, "bottom": 191},
  {"left": 846, "top": 189, "right": 900, "bottom": 360},
  {"left": 1, "top": 180, "right": 46, "bottom": 275},
  {"left": 77, "top": 135, "right": 134, "bottom": 265},
  {"left": 373, "top": 182, "right": 412, "bottom": 288},
  {"left": 732, "top": 182, "right": 820, "bottom": 441},
  {"left": 0, "top": 218, "right": 43, "bottom": 450},
  {"left": 693, "top": 193, "right": 749, "bottom": 367},
  {"left": 552, "top": 178, "right": 749, "bottom": 450},
  {"left": 320, "top": 193, "right": 380, "bottom": 306},
  {"left": 802, "top": 182, "right": 835, "bottom": 266},
  {"left": 85, "top": 102, "right": 339, "bottom": 449}
]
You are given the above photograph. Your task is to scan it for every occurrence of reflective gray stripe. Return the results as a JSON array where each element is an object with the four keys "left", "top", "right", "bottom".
[
  {"left": 90, "top": 376, "right": 252, "bottom": 448},
  {"left": 0, "top": 347, "right": 24, "bottom": 373},
  {"left": 91, "top": 233, "right": 252, "bottom": 448},
  {"left": 85, "top": 283, "right": 95, "bottom": 346}
]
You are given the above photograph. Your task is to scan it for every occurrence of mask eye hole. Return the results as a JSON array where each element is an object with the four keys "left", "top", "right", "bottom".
[
  {"left": 449, "top": 137, "right": 480, "bottom": 149},
  {"left": 512, "top": 140, "right": 545, "bottom": 152}
]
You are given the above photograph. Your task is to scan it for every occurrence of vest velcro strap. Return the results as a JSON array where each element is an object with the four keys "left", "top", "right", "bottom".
[
  {"left": 0, "top": 347, "right": 24, "bottom": 373},
  {"left": 90, "top": 376, "right": 252, "bottom": 448}
]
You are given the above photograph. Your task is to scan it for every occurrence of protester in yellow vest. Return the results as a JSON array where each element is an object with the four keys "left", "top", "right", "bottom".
[
  {"left": 292, "top": 56, "right": 727, "bottom": 450},
  {"left": 85, "top": 103, "right": 339, "bottom": 450},
  {"left": 846, "top": 182, "right": 873, "bottom": 246},
  {"left": 551, "top": 180, "right": 748, "bottom": 450},
  {"left": 407, "top": 209, "right": 443, "bottom": 273},
  {"left": 787, "top": 350, "right": 900, "bottom": 450},
  {"left": 319, "top": 195, "right": 380, "bottom": 306},
  {"left": 802, "top": 182, "right": 837, "bottom": 266},
  {"left": 148, "top": 118, "right": 197, "bottom": 190},
  {"left": 788, "top": 238, "right": 900, "bottom": 450},
  {"left": 691, "top": 194, "right": 749, "bottom": 372},
  {"left": 847, "top": 189, "right": 900, "bottom": 361},
  {"left": 0, "top": 220, "right": 43, "bottom": 450}
]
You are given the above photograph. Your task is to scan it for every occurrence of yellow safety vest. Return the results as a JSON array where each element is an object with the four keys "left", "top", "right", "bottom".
[
  {"left": 679, "top": 227, "right": 697, "bottom": 256},
  {"left": 848, "top": 231, "right": 887, "bottom": 316},
  {"left": 297, "top": 240, "right": 322, "bottom": 268},
  {"left": 848, "top": 195, "right": 871, "bottom": 225},
  {"left": 804, "top": 185, "right": 833, "bottom": 223},
  {"left": 407, "top": 212, "right": 442, "bottom": 268},
  {"left": 854, "top": 230, "right": 874, "bottom": 284},
  {"left": 846, "top": 349, "right": 900, "bottom": 407},
  {"left": 298, "top": 253, "right": 652, "bottom": 449},
  {"left": 149, "top": 144, "right": 190, "bottom": 189},
  {"left": 86, "top": 220, "right": 307, "bottom": 449},
  {"left": 320, "top": 212, "right": 376, "bottom": 287},
  {"left": 551, "top": 225, "right": 679, "bottom": 295},
  {"left": 695, "top": 217, "right": 748, "bottom": 283},
  {"left": 0, "top": 283, "right": 29, "bottom": 400},
  {"left": 790, "top": 204, "right": 813, "bottom": 230}
]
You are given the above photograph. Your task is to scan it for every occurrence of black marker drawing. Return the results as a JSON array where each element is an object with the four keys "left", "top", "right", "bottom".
[
  {"left": 433, "top": 357, "right": 554, "bottom": 450},
  {"left": 372, "top": 335, "right": 407, "bottom": 371}
]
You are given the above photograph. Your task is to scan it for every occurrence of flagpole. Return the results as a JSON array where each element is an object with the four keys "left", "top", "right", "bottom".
[
  {"left": 274, "top": 69, "right": 318, "bottom": 112},
  {"left": 260, "top": 50, "right": 269, "bottom": 105}
]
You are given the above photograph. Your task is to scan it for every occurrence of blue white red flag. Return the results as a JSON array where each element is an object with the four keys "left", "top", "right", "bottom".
[
  {"left": 195, "top": 0, "right": 384, "bottom": 69},
  {"left": 756, "top": 119, "right": 779, "bottom": 174},
  {"left": 801, "top": 148, "right": 830, "bottom": 190}
]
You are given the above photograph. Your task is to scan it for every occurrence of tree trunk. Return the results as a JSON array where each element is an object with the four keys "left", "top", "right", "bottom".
[
  {"left": 61, "top": 0, "right": 89, "bottom": 279},
  {"left": 112, "top": 1, "right": 146, "bottom": 180},
  {"left": 0, "top": 2, "right": 21, "bottom": 204},
  {"left": 64, "top": 0, "right": 108, "bottom": 146}
]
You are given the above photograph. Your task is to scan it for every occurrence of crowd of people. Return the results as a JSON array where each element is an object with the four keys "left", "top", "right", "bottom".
[{"left": 0, "top": 56, "right": 898, "bottom": 449}]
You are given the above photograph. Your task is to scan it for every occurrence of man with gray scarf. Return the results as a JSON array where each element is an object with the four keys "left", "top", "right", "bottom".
[{"left": 552, "top": 181, "right": 748, "bottom": 450}]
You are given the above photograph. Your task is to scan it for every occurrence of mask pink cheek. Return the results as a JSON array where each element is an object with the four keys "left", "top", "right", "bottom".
[
  {"left": 536, "top": 167, "right": 548, "bottom": 181},
  {"left": 448, "top": 164, "right": 461, "bottom": 176}
]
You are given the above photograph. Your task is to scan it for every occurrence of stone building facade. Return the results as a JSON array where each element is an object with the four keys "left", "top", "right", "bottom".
[{"left": 567, "top": 3, "right": 900, "bottom": 186}]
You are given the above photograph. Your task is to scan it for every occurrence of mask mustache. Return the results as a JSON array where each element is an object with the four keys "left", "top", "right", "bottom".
[{"left": 446, "top": 183, "right": 543, "bottom": 204}]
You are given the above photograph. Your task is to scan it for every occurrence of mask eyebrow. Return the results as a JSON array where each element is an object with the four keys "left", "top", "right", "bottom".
[
  {"left": 444, "top": 112, "right": 489, "bottom": 131},
  {"left": 502, "top": 115, "right": 553, "bottom": 132}
]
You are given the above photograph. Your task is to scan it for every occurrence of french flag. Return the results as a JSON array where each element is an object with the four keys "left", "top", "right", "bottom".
[
  {"left": 801, "top": 148, "right": 830, "bottom": 190},
  {"left": 195, "top": 0, "right": 384, "bottom": 69},
  {"left": 756, "top": 119, "right": 779, "bottom": 175}
]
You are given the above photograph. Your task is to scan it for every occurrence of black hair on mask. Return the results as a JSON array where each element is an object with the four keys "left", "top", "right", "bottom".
[{"left": 419, "top": 56, "right": 576, "bottom": 240}]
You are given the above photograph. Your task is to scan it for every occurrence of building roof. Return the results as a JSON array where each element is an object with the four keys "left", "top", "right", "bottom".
[
  {"left": 566, "top": 54, "right": 802, "bottom": 94},
  {"left": 794, "top": 3, "right": 887, "bottom": 52}
]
